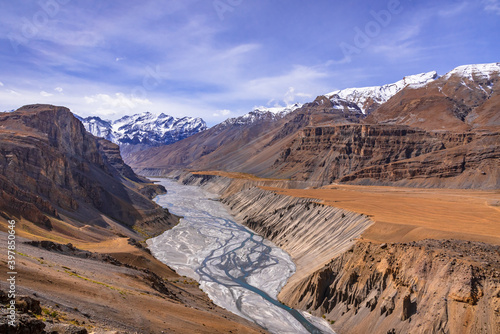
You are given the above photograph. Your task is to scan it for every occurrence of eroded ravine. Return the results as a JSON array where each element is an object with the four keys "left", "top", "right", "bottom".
[{"left": 147, "top": 178, "right": 334, "bottom": 334}]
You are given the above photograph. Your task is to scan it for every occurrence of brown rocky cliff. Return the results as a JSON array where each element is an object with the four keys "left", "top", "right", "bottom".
[
  {"left": 268, "top": 124, "right": 498, "bottom": 189},
  {"left": 340, "top": 132, "right": 500, "bottom": 189},
  {"left": 271, "top": 124, "right": 444, "bottom": 184},
  {"left": 0, "top": 104, "right": 171, "bottom": 236},
  {"left": 283, "top": 239, "right": 500, "bottom": 334}
]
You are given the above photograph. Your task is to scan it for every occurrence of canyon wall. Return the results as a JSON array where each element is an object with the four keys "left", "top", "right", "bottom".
[
  {"left": 287, "top": 240, "right": 500, "bottom": 334},
  {"left": 175, "top": 173, "right": 373, "bottom": 313},
  {"left": 270, "top": 124, "right": 499, "bottom": 189},
  {"left": 175, "top": 173, "right": 500, "bottom": 334},
  {"left": 0, "top": 105, "right": 174, "bottom": 237}
]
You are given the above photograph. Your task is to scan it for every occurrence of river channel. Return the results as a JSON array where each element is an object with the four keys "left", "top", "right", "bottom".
[{"left": 147, "top": 179, "right": 335, "bottom": 334}]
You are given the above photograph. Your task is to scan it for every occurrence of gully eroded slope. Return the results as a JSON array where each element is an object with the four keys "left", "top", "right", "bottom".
[
  {"left": 288, "top": 240, "right": 500, "bottom": 334},
  {"left": 176, "top": 173, "right": 373, "bottom": 314},
  {"left": 176, "top": 172, "right": 500, "bottom": 334}
]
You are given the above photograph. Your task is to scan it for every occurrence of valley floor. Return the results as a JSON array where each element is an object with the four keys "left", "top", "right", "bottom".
[
  {"left": 265, "top": 184, "right": 500, "bottom": 245},
  {"left": 179, "top": 170, "right": 500, "bottom": 334}
]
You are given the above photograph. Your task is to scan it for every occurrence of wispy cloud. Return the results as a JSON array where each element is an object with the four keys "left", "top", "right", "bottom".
[
  {"left": 483, "top": 0, "right": 500, "bottom": 14},
  {"left": 0, "top": 0, "right": 498, "bottom": 124},
  {"left": 213, "top": 109, "right": 231, "bottom": 117},
  {"left": 84, "top": 93, "right": 152, "bottom": 117},
  {"left": 438, "top": 1, "right": 469, "bottom": 17},
  {"left": 370, "top": 23, "right": 422, "bottom": 60}
]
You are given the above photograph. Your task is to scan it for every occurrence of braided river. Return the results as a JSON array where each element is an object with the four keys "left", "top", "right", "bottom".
[{"left": 147, "top": 179, "right": 335, "bottom": 334}]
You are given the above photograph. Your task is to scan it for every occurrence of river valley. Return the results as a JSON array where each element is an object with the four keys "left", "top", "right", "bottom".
[{"left": 147, "top": 179, "right": 335, "bottom": 334}]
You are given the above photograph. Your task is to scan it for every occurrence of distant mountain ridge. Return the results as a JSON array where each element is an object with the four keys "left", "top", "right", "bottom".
[
  {"left": 129, "top": 62, "right": 500, "bottom": 190},
  {"left": 78, "top": 111, "right": 207, "bottom": 147},
  {"left": 219, "top": 103, "right": 302, "bottom": 128},
  {"left": 324, "top": 71, "right": 439, "bottom": 114}
]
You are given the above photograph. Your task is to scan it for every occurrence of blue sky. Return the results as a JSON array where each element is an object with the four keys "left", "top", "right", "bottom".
[{"left": 0, "top": 0, "right": 499, "bottom": 125}]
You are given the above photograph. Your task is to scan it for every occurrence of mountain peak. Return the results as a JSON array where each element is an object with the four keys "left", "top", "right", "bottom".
[
  {"left": 443, "top": 62, "right": 500, "bottom": 80},
  {"left": 325, "top": 71, "right": 438, "bottom": 114},
  {"left": 80, "top": 111, "right": 207, "bottom": 147},
  {"left": 252, "top": 103, "right": 303, "bottom": 115},
  {"left": 220, "top": 103, "right": 303, "bottom": 128}
]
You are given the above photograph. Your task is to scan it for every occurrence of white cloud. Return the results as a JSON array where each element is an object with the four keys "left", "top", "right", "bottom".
[
  {"left": 241, "top": 65, "right": 328, "bottom": 104},
  {"left": 84, "top": 92, "right": 153, "bottom": 117},
  {"left": 0, "top": 82, "right": 4, "bottom": 87},
  {"left": 55, "top": 87, "right": 63, "bottom": 93},
  {"left": 282, "top": 87, "right": 312, "bottom": 106},
  {"left": 40, "top": 91, "right": 53, "bottom": 97},
  {"left": 371, "top": 23, "right": 422, "bottom": 59},
  {"left": 483, "top": 0, "right": 500, "bottom": 14},
  {"left": 212, "top": 109, "right": 231, "bottom": 117}
]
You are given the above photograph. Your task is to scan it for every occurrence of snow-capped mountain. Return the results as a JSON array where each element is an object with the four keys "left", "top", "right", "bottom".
[
  {"left": 78, "top": 112, "right": 207, "bottom": 147},
  {"left": 443, "top": 62, "right": 500, "bottom": 80},
  {"left": 220, "top": 103, "right": 302, "bottom": 127},
  {"left": 80, "top": 116, "right": 114, "bottom": 141},
  {"left": 325, "top": 71, "right": 439, "bottom": 114}
]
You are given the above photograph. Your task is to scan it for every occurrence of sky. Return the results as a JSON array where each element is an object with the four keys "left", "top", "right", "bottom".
[{"left": 0, "top": 0, "right": 499, "bottom": 126}]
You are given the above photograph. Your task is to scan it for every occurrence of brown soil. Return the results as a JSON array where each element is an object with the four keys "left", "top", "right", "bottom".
[
  {"left": 264, "top": 185, "right": 500, "bottom": 245},
  {"left": 0, "top": 229, "right": 268, "bottom": 334}
]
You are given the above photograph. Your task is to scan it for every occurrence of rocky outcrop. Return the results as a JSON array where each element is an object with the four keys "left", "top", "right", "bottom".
[
  {"left": 340, "top": 132, "right": 500, "bottom": 189},
  {"left": 0, "top": 104, "right": 173, "bottom": 237},
  {"left": 270, "top": 124, "right": 499, "bottom": 189},
  {"left": 0, "top": 290, "right": 89, "bottom": 334},
  {"left": 285, "top": 239, "right": 500, "bottom": 334}
]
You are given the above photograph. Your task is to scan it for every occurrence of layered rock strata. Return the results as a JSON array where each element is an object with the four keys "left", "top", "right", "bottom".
[
  {"left": 0, "top": 104, "right": 173, "bottom": 237},
  {"left": 272, "top": 124, "right": 499, "bottom": 189},
  {"left": 285, "top": 240, "right": 500, "bottom": 334}
]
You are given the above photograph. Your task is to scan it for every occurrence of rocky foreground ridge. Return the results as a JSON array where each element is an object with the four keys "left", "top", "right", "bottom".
[{"left": 289, "top": 240, "right": 500, "bottom": 334}]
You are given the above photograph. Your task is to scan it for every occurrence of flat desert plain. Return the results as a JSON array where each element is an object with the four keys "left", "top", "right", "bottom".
[{"left": 264, "top": 185, "right": 500, "bottom": 245}]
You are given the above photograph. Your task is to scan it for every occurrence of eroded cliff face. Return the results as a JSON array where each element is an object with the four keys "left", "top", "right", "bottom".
[
  {"left": 0, "top": 104, "right": 173, "bottom": 237},
  {"left": 175, "top": 173, "right": 500, "bottom": 334},
  {"left": 270, "top": 124, "right": 499, "bottom": 189},
  {"left": 285, "top": 240, "right": 500, "bottom": 334}
]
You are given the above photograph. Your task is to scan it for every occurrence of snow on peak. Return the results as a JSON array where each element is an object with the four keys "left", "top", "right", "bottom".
[
  {"left": 220, "top": 103, "right": 303, "bottom": 127},
  {"left": 443, "top": 62, "right": 500, "bottom": 80},
  {"left": 252, "top": 103, "right": 303, "bottom": 116},
  {"left": 325, "top": 71, "right": 438, "bottom": 114},
  {"left": 80, "top": 111, "right": 207, "bottom": 146}
]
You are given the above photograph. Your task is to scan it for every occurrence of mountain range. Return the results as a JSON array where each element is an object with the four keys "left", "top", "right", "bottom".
[
  {"left": 77, "top": 112, "right": 207, "bottom": 157},
  {"left": 0, "top": 62, "right": 498, "bottom": 333},
  {"left": 129, "top": 62, "right": 500, "bottom": 189}
]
